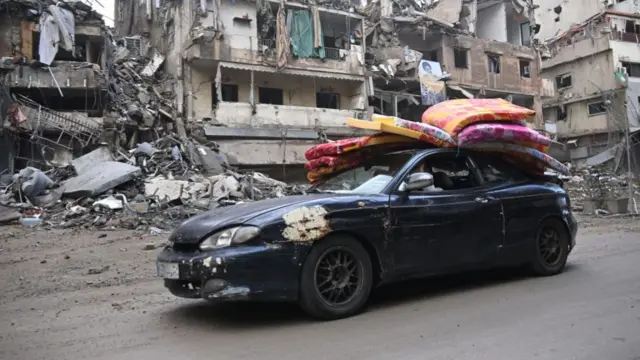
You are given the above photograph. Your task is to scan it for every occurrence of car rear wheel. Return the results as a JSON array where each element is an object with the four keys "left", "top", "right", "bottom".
[
  {"left": 530, "top": 218, "right": 569, "bottom": 276},
  {"left": 299, "top": 235, "right": 373, "bottom": 320}
]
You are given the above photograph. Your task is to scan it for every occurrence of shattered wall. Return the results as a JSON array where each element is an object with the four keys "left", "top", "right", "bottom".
[
  {"left": 533, "top": 0, "right": 637, "bottom": 42},
  {"left": 218, "top": 0, "right": 258, "bottom": 50},
  {"left": 477, "top": 2, "right": 508, "bottom": 42},
  {"left": 114, "top": 0, "right": 154, "bottom": 38},
  {"left": 542, "top": 50, "right": 616, "bottom": 103},
  {"left": 0, "top": 13, "right": 21, "bottom": 58}
]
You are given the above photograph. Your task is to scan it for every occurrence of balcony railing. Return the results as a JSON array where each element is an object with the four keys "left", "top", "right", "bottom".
[
  {"left": 259, "top": 38, "right": 275, "bottom": 49},
  {"left": 324, "top": 47, "right": 344, "bottom": 61}
]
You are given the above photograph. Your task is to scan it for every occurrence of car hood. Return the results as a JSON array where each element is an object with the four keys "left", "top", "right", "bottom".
[{"left": 169, "top": 193, "right": 361, "bottom": 244}]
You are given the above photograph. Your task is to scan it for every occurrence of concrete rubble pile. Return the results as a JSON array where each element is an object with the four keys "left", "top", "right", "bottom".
[
  {"left": 562, "top": 165, "right": 639, "bottom": 214},
  {"left": 104, "top": 41, "right": 184, "bottom": 152},
  {"left": 0, "top": 139, "right": 306, "bottom": 229}
]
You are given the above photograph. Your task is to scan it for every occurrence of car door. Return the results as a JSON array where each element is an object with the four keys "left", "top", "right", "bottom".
[
  {"left": 471, "top": 154, "right": 551, "bottom": 260},
  {"left": 388, "top": 151, "right": 504, "bottom": 275}
]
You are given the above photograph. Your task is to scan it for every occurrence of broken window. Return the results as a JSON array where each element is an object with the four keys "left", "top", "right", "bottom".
[
  {"left": 556, "top": 106, "right": 567, "bottom": 121},
  {"left": 454, "top": 48, "right": 468, "bottom": 69},
  {"left": 520, "top": 22, "right": 531, "bottom": 46},
  {"left": 621, "top": 61, "right": 640, "bottom": 77},
  {"left": 625, "top": 20, "right": 640, "bottom": 33},
  {"left": 587, "top": 101, "right": 606, "bottom": 116},
  {"left": 221, "top": 84, "right": 239, "bottom": 102},
  {"left": 487, "top": 54, "right": 500, "bottom": 74},
  {"left": 32, "top": 33, "right": 87, "bottom": 62},
  {"left": 425, "top": 50, "right": 438, "bottom": 62},
  {"left": 519, "top": 60, "right": 531, "bottom": 78},
  {"left": 555, "top": 74, "right": 572, "bottom": 89},
  {"left": 258, "top": 87, "right": 283, "bottom": 105},
  {"left": 316, "top": 92, "right": 340, "bottom": 109}
]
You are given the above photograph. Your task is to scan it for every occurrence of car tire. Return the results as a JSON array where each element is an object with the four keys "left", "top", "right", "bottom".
[
  {"left": 299, "top": 235, "right": 373, "bottom": 320},
  {"left": 530, "top": 218, "right": 569, "bottom": 276}
]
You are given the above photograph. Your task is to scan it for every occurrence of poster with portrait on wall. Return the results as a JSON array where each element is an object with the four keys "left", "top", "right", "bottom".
[{"left": 419, "top": 60, "right": 446, "bottom": 106}]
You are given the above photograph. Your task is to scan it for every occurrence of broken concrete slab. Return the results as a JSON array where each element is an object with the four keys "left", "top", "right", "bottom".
[
  {"left": 72, "top": 147, "right": 113, "bottom": 175},
  {"left": 63, "top": 162, "right": 142, "bottom": 199},
  {"left": 0, "top": 204, "right": 21, "bottom": 224},
  {"left": 144, "top": 177, "right": 191, "bottom": 202}
]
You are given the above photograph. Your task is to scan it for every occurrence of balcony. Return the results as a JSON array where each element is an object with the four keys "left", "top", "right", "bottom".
[
  {"left": 188, "top": 34, "right": 365, "bottom": 76},
  {"left": 2, "top": 61, "right": 103, "bottom": 89}
]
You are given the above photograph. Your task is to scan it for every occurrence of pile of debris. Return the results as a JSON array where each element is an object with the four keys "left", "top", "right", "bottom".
[
  {"left": 104, "top": 39, "right": 185, "bottom": 153},
  {"left": 563, "top": 166, "right": 639, "bottom": 214},
  {"left": 0, "top": 138, "right": 306, "bottom": 230}
]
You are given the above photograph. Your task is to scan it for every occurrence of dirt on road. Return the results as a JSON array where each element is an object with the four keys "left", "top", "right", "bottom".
[{"left": 0, "top": 215, "right": 639, "bottom": 360}]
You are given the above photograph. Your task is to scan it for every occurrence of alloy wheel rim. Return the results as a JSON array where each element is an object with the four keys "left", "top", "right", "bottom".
[
  {"left": 538, "top": 227, "right": 563, "bottom": 267},
  {"left": 314, "top": 248, "right": 361, "bottom": 307}
]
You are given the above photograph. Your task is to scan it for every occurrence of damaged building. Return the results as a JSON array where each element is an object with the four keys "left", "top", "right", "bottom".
[
  {"left": 0, "top": 0, "right": 107, "bottom": 173},
  {"left": 115, "top": 0, "right": 369, "bottom": 171},
  {"left": 114, "top": 0, "right": 545, "bottom": 171},
  {"left": 537, "top": 0, "right": 640, "bottom": 172},
  {"left": 373, "top": 0, "right": 545, "bottom": 127}
]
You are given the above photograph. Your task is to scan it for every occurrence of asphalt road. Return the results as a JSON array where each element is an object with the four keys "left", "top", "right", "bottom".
[{"left": 1, "top": 217, "right": 639, "bottom": 360}]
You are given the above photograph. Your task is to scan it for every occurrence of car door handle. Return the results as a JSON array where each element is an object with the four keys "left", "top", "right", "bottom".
[{"left": 475, "top": 197, "right": 489, "bottom": 204}]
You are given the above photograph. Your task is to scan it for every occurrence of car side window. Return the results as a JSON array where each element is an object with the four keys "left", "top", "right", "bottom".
[
  {"left": 473, "top": 155, "right": 525, "bottom": 184},
  {"left": 403, "top": 153, "right": 482, "bottom": 193}
]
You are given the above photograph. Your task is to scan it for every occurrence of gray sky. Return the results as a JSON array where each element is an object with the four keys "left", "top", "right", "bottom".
[{"left": 87, "top": 0, "right": 114, "bottom": 26}]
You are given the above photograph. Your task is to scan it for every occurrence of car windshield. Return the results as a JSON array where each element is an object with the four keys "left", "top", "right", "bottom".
[{"left": 315, "top": 152, "right": 414, "bottom": 194}]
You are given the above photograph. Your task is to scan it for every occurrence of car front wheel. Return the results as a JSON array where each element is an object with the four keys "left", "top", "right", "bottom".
[
  {"left": 299, "top": 235, "right": 373, "bottom": 320},
  {"left": 530, "top": 218, "right": 570, "bottom": 276}
]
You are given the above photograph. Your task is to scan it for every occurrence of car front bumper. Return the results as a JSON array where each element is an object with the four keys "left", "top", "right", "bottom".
[{"left": 156, "top": 244, "right": 301, "bottom": 301}]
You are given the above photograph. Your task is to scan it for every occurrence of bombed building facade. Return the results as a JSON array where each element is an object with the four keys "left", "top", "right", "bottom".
[
  {"left": 0, "top": 0, "right": 108, "bottom": 173},
  {"left": 113, "top": 0, "right": 545, "bottom": 168},
  {"left": 536, "top": 0, "right": 640, "bottom": 171}
]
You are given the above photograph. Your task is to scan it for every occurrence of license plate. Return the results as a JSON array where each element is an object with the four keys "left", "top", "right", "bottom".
[{"left": 156, "top": 262, "right": 180, "bottom": 279}]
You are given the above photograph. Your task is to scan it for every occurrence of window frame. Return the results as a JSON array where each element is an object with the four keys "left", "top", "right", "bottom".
[
  {"left": 519, "top": 59, "right": 531, "bottom": 78},
  {"left": 587, "top": 101, "right": 607, "bottom": 116},
  {"left": 555, "top": 73, "right": 572, "bottom": 89},
  {"left": 487, "top": 53, "right": 501, "bottom": 74},
  {"left": 454, "top": 48, "right": 469, "bottom": 69},
  {"left": 258, "top": 87, "right": 284, "bottom": 105},
  {"left": 395, "top": 152, "right": 485, "bottom": 195},
  {"left": 556, "top": 106, "right": 567, "bottom": 121},
  {"left": 520, "top": 21, "right": 531, "bottom": 46},
  {"left": 471, "top": 154, "right": 528, "bottom": 186},
  {"left": 316, "top": 91, "right": 341, "bottom": 109}
]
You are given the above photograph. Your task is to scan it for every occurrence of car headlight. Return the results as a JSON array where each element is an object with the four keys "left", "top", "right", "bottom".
[{"left": 199, "top": 226, "right": 260, "bottom": 251}]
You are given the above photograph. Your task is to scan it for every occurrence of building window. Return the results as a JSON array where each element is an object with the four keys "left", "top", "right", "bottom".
[
  {"left": 519, "top": 60, "right": 531, "bottom": 78},
  {"left": 587, "top": 101, "right": 606, "bottom": 116},
  {"left": 221, "top": 84, "right": 239, "bottom": 102},
  {"left": 621, "top": 61, "right": 640, "bottom": 77},
  {"left": 555, "top": 74, "right": 572, "bottom": 89},
  {"left": 425, "top": 50, "right": 438, "bottom": 62},
  {"left": 258, "top": 87, "right": 283, "bottom": 105},
  {"left": 520, "top": 22, "right": 531, "bottom": 46},
  {"left": 556, "top": 106, "right": 567, "bottom": 121},
  {"left": 487, "top": 54, "right": 501, "bottom": 74},
  {"left": 316, "top": 92, "right": 340, "bottom": 109},
  {"left": 454, "top": 48, "right": 468, "bottom": 68}
]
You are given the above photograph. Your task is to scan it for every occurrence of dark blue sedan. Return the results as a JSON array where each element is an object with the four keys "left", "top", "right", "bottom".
[{"left": 157, "top": 148, "right": 578, "bottom": 320}]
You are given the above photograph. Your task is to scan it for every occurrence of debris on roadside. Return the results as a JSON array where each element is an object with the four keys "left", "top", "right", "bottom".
[
  {"left": 562, "top": 165, "right": 639, "bottom": 214},
  {"left": 0, "top": 137, "right": 307, "bottom": 230}
]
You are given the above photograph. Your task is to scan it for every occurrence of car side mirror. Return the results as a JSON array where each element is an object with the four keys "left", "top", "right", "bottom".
[{"left": 399, "top": 172, "right": 434, "bottom": 192}]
